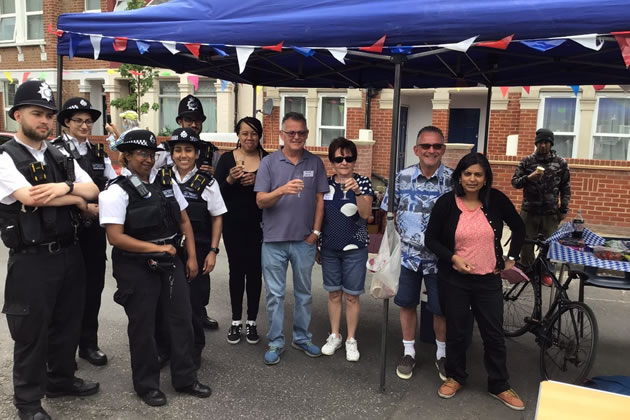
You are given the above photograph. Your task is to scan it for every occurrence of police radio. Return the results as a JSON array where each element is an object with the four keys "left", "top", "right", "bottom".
[
  {"left": 128, "top": 174, "right": 151, "bottom": 199},
  {"left": 197, "top": 141, "right": 214, "bottom": 171}
]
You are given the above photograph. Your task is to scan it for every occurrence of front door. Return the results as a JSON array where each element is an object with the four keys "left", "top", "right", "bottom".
[{"left": 448, "top": 108, "right": 480, "bottom": 152}]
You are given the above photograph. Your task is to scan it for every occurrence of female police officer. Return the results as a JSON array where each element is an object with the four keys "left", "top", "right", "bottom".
[{"left": 98, "top": 129, "right": 211, "bottom": 407}]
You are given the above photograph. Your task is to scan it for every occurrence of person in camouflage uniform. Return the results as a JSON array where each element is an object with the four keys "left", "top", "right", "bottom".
[{"left": 511, "top": 128, "right": 571, "bottom": 266}]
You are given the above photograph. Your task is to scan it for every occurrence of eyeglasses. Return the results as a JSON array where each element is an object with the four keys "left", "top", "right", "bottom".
[
  {"left": 281, "top": 130, "right": 309, "bottom": 138},
  {"left": 416, "top": 143, "right": 444, "bottom": 150},
  {"left": 332, "top": 156, "right": 356, "bottom": 164},
  {"left": 70, "top": 118, "right": 94, "bottom": 127},
  {"left": 133, "top": 150, "right": 156, "bottom": 160},
  {"left": 182, "top": 117, "right": 203, "bottom": 125}
]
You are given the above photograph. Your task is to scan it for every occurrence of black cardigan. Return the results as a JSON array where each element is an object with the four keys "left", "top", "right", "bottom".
[{"left": 424, "top": 188, "right": 525, "bottom": 277}]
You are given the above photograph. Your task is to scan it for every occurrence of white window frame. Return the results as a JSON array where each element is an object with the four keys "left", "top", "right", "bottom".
[
  {"left": 317, "top": 93, "right": 347, "bottom": 146},
  {"left": 0, "top": 0, "right": 44, "bottom": 45},
  {"left": 84, "top": 0, "right": 102, "bottom": 12},
  {"left": 278, "top": 92, "right": 307, "bottom": 143},
  {"left": 114, "top": 0, "right": 130, "bottom": 11},
  {"left": 590, "top": 93, "right": 630, "bottom": 160},
  {"left": 537, "top": 92, "right": 581, "bottom": 158},
  {"left": 158, "top": 79, "right": 180, "bottom": 133},
  {"left": 3, "top": 81, "right": 18, "bottom": 131},
  {"left": 195, "top": 79, "right": 218, "bottom": 133}
]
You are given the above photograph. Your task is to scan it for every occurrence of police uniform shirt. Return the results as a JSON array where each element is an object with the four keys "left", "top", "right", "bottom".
[
  {"left": 175, "top": 166, "right": 227, "bottom": 217},
  {"left": 153, "top": 143, "right": 173, "bottom": 170},
  {"left": 0, "top": 135, "right": 94, "bottom": 205},
  {"left": 98, "top": 172, "right": 189, "bottom": 226},
  {"left": 64, "top": 135, "right": 118, "bottom": 180}
]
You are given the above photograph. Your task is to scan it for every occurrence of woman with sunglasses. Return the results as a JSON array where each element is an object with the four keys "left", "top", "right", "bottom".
[
  {"left": 318, "top": 137, "right": 375, "bottom": 362},
  {"left": 98, "top": 130, "right": 211, "bottom": 407},
  {"left": 215, "top": 117, "right": 268, "bottom": 345}
]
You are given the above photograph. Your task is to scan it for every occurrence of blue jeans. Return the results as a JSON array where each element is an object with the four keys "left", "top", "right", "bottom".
[{"left": 262, "top": 241, "right": 316, "bottom": 348}]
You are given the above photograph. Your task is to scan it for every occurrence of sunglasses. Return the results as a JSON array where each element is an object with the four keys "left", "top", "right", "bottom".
[
  {"left": 416, "top": 143, "right": 444, "bottom": 150},
  {"left": 332, "top": 155, "right": 356, "bottom": 164},
  {"left": 281, "top": 130, "right": 309, "bottom": 138}
]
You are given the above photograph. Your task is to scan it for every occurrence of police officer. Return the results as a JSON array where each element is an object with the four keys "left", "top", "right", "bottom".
[
  {"left": 52, "top": 98, "right": 118, "bottom": 367},
  {"left": 168, "top": 128, "right": 226, "bottom": 367},
  {"left": 98, "top": 129, "right": 211, "bottom": 407},
  {"left": 0, "top": 80, "right": 100, "bottom": 420}
]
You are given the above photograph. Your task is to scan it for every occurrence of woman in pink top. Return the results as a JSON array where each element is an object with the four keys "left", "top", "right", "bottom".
[{"left": 425, "top": 153, "right": 526, "bottom": 411}]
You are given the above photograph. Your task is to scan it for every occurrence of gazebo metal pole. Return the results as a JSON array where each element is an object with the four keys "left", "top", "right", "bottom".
[
  {"left": 380, "top": 55, "right": 404, "bottom": 393},
  {"left": 253, "top": 85, "right": 257, "bottom": 117},
  {"left": 482, "top": 85, "right": 492, "bottom": 155},
  {"left": 56, "top": 54, "right": 63, "bottom": 136}
]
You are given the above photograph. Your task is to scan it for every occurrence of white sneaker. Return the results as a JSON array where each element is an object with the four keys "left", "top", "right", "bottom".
[
  {"left": 321, "top": 333, "right": 343, "bottom": 356},
  {"left": 345, "top": 338, "right": 360, "bottom": 362}
]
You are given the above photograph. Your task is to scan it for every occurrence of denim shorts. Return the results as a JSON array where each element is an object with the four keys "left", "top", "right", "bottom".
[
  {"left": 394, "top": 266, "right": 442, "bottom": 315},
  {"left": 321, "top": 247, "right": 368, "bottom": 296}
]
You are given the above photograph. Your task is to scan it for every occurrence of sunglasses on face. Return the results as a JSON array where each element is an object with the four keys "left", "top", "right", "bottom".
[
  {"left": 416, "top": 143, "right": 444, "bottom": 150},
  {"left": 332, "top": 155, "right": 356, "bottom": 164}
]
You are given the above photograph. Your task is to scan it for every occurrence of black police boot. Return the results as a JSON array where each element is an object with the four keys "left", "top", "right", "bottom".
[
  {"left": 203, "top": 316, "right": 219, "bottom": 330},
  {"left": 78, "top": 347, "right": 108, "bottom": 366},
  {"left": 18, "top": 407, "right": 51, "bottom": 420}
]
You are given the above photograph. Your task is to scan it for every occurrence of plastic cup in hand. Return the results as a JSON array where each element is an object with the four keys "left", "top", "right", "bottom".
[
  {"left": 341, "top": 180, "right": 349, "bottom": 200},
  {"left": 238, "top": 159, "right": 245, "bottom": 169},
  {"left": 293, "top": 173, "right": 304, "bottom": 198}
]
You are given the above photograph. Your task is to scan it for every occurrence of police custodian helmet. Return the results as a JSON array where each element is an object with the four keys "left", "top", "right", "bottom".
[
  {"left": 177, "top": 95, "right": 206, "bottom": 122},
  {"left": 116, "top": 129, "right": 160, "bottom": 153},
  {"left": 57, "top": 97, "right": 102, "bottom": 127},
  {"left": 9, "top": 80, "right": 57, "bottom": 120}
]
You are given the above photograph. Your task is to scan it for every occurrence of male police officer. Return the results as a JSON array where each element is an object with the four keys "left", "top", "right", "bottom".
[
  {"left": 52, "top": 98, "right": 118, "bottom": 366},
  {"left": 0, "top": 81, "right": 100, "bottom": 420}
]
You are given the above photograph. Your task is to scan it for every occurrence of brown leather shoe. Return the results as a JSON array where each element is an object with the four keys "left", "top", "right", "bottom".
[
  {"left": 491, "top": 388, "right": 525, "bottom": 411},
  {"left": 438, "top": 378, "right": 461, "bottom": 399}
]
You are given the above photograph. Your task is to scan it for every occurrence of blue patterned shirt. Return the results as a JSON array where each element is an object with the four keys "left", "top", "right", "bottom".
[{"left": 381, "top": 163, "right": 453, "bottom": 274}]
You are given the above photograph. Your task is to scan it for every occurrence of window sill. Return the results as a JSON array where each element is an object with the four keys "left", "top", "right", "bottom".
[{"left": 0, "top": 40, "right": 46, "bottom": 48}]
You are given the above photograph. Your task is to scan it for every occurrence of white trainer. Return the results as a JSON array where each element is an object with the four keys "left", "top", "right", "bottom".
[
  {"left": 321, "top": 333, "right": 343, "bottom": 356},
  {"left": 345, "top": 338, "right": 360, "bottom": 362}
]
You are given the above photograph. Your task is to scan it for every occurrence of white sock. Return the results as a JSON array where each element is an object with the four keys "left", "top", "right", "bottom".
[
  {"left": 403, "top": 340, "right": 416, "bottom": 358},
  {"left": 436, "top": 339, "right": 446, "bottom": 360},
  {"left": 246, "top": 320, "right": 256, "bottom": 326},
  {"left": 232, "top": 320, "right": 242, "bottom": 326}
]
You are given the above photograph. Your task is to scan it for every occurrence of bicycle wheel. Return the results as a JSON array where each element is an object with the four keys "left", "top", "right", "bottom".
[
  {"left": 502, "top": 277, "right": 535, "bottom": 337},
  {"left": 539, "top": 302, "right": 598, "bottom": 384}
]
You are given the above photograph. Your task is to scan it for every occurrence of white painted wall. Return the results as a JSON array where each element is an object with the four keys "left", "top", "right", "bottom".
[{"left": 400, "top": 94, "right": 432, "bottom": 168}]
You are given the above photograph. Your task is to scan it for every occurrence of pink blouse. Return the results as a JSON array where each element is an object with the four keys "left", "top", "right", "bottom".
[{"left": 453, "top": 196, "right": 497, "bottom": 275}]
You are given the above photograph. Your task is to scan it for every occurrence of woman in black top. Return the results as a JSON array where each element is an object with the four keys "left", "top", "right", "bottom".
[
  {"left": 425, "top": 152, "right": 525, "bottom": 411},
  {"left": 215, "top": 117, "right": 268, "bottom": 345}
]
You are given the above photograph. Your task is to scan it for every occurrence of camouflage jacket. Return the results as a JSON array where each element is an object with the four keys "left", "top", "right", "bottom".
[{"left": 511, "top": 151, "right": 571, "bottom": 215}]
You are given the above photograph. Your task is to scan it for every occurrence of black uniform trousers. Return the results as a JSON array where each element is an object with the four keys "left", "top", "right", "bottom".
[
  {"left": 2, "top": 244, "right": 85, "bottom": 410},
  {"left": 223, "top": 230, "right": 262, "bottom": 321},
  {"left": 112, "top": 250, "right": 197, "bottom": 396},
  {"left": 439, "top": 271, "right": 511, "bottom": 395},
  {"left": 77, "top": 223, "right": 107, "bottom": 350},
  {"left": 189, "top": 244, "right": 210, "bottom": 369}
]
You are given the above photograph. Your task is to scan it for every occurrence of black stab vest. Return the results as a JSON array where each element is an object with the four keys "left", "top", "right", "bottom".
[
  {"left": 177, "top": 171, "right": 214, "bottom": 246},
  {"left": 52, "top": 137, "right": 108, "bottom": 192}
]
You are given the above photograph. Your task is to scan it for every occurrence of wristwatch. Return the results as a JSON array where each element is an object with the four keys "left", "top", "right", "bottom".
[
  {"left": 209, "top": 247, "right": 220, "bottom": 255},
  {"left": 65, "top": 180, "right": 74, "bottom": 194},
  {"left": 312, "top": 229, "right": 322, "bottom": 238}
]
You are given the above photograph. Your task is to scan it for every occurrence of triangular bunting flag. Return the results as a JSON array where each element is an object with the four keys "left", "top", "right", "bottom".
[
  {"left": 256, "top": 85, "right": 262, "bottom": 95},
  {"left": 568, "top": 34, "right": 603, "bottom": 51},
  {"left": 107, "top": 69, "right": 117, "bottom": 74},
  {"left": 162, "top": 41, "right": 180, "bottom": 55},
  {"left": 21, "top": 72, "right": 30, "bottom": 83},
  {"left": 220, "top": 79, "right": 228, "bottom": 92},
  {"left": 477, "top": 34, "right": 514, "bottom": 50},
  {"left": 620, "top": 85, "right": 630, "bottom": 93},
  {"left": 236, "top": 47, "right": 255, "bottom": 74},
  {"left": 113, "top": 37, "right": 128, "bottom": 52},
  {"left": 292, "top": 46, "right": 315, "bottom": 57},
  {"left": 327, "top": 48, "right": 347, "bottom": 64},
  {"left": 185, "top": 43, "right": 201, "bottom": 58},
  {"left": 263, "top": 41, "right": 284, "bottom": 52},
  {"left": 213, "top": 47, "right": 228, "bottom": 57},
  {"left": 519, "top": 39, "right": 565, "bottom": 52},
  {"left": 69, "top": 33, "right": 82, "bottom": 59},
  {"left": 129, "top": 70, "right": 141, "bottom": 76},
  {"left": 359, "top": 35, "right": 387, "bottom": 53},
  {"left": 438, "top": 36, "right": 478, "bottom": 52},
  {"left": 136, "top": 41, "right": 150, "bottom": 55},
  {"left": 90, "top": 34, "right": 102, "bottom": 60},
  {"left": 569, "top": 85, "right": 580, "bottom": 96},
  {"left": 39, "top": 73, "right": 46, "bottom": 80},
  {"left": 47, "top": 23, "right": 63, "bottom": 37},
  {"left": 4, "top": 72, "right": 13, "bottom": 84},
  {"left": 500, "top": 86, "right": 509, "bottom": 97},
  {"left": 187, "top": 75, "right": 199, "bottom": 90},
  {"left": 523, "top": 86, "right": 530, "bottom": 94},
  {"left": 612, "top": 33, "right": 630, "bottom": 68},
  {"left": 593, "top": 85, "right": 606, "bottom": 91}
]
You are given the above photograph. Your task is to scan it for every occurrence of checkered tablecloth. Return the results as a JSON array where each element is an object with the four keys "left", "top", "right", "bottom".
[
  {"left": 547, "top": 241, "right": 630, "bottom": 272},
  {"left": 545, "top": 222, "right": 605, "bottom": 246}
]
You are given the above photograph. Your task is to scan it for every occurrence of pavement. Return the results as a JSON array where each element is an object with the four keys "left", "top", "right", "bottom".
[{"left": 0, "top": 241, "right": 629, "bottom": 420}]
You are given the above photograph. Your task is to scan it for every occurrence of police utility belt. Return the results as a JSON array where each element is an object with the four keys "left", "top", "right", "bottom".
[{"left": 10, "top": 236, "right": 76, "bottom": 255}]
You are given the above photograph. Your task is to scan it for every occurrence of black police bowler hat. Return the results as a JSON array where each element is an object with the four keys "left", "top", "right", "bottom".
[
  {"left": 167, "top": 127, "right": 201, "bottom": 149},
  {"left": 177, "top": 95, "right": 206, "bottom": 122},
  {"left": 116, "top": 129, "right": 160, "bottom": 152},
  {"left": 9, "top": 80, "right": 57, "bottom": 120},
  {"left": 57, "top": 97, "right": 102, "bottom": 127}
]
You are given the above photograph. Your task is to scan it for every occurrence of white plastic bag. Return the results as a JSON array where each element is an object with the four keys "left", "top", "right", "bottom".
[{"left": 366, "top": 220, "right": 401, "bottom": 299}]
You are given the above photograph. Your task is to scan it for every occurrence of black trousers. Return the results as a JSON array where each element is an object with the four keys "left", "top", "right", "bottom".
[
  {"left": 112, "top": 250, "right": 197, "bottom": 396},
  {"left": 189, "top": 245, "right": 210, "bottom": 368},
  {"left": 439, "top": 272, "right": 511, "bottom": 395},
  {"left": 77, "top": 223, "right": 107, "bottom": 350},
  {"left": 2, "top": 244, "right": 85, "bottom": 410},
  {"left": 223, "top": 231, "right": 262, "bottom": 321}
]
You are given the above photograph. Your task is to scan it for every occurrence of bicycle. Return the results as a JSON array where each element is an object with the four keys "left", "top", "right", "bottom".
[{"left": 501, "top": 237, "right": 598, "bottom": 384}]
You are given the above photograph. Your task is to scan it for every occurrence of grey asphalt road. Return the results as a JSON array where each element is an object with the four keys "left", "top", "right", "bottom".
[{"left": 0, "top": 242, "right": 628, "bottom": 420}]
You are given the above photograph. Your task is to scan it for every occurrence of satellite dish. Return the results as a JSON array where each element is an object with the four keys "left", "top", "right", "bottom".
[{"left": 263, "top": 98, "right": 274, "bottom": 115}]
